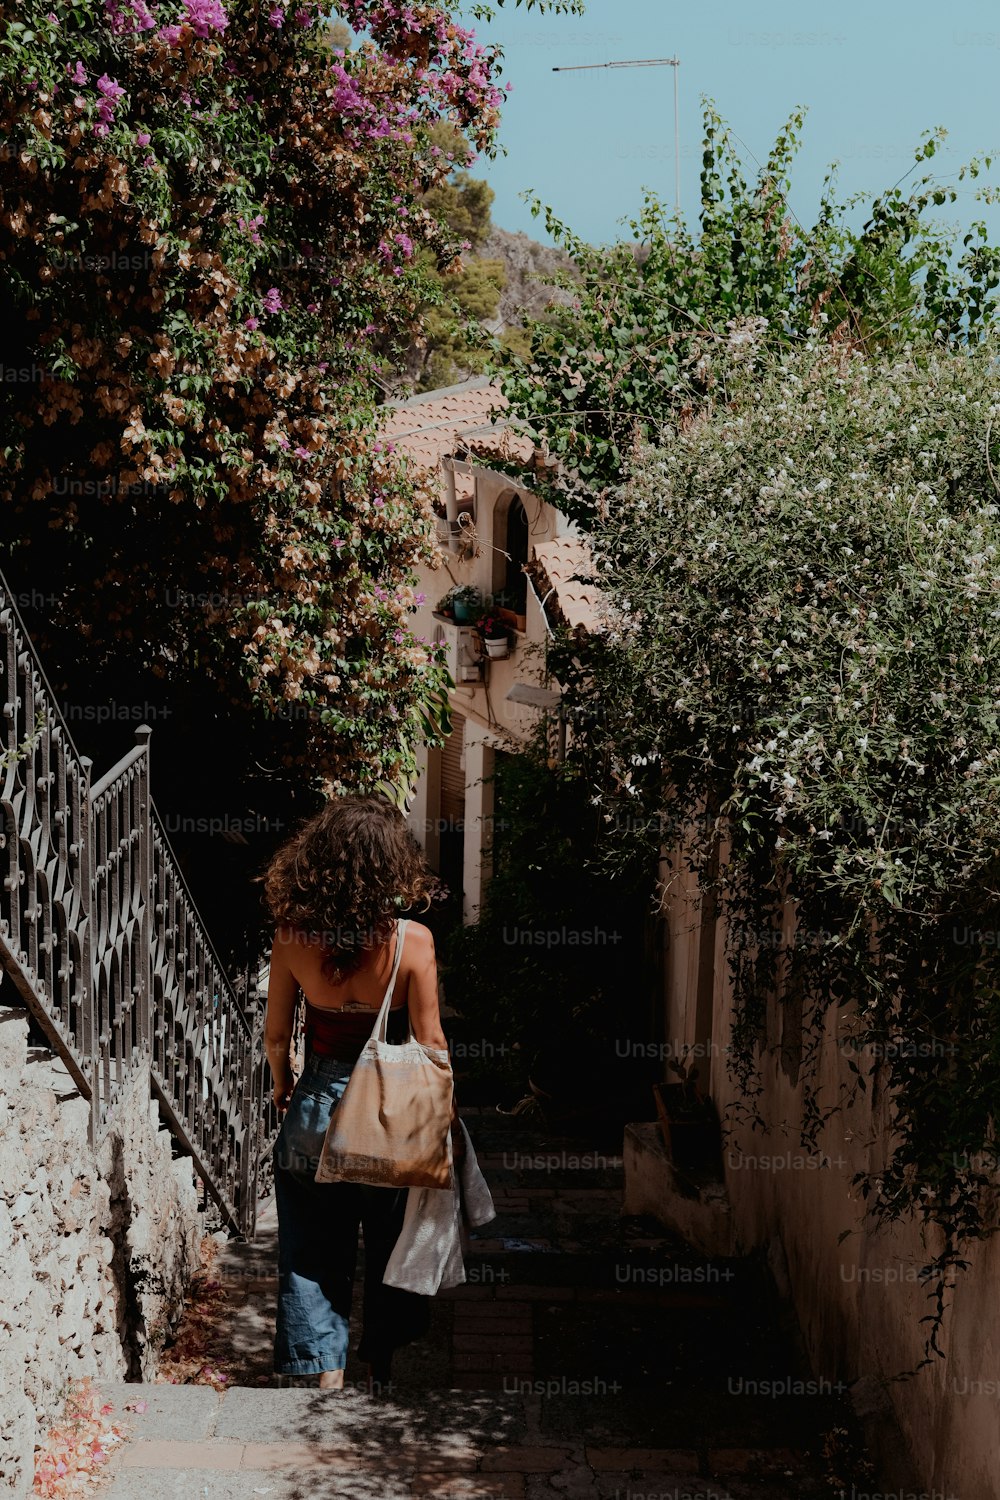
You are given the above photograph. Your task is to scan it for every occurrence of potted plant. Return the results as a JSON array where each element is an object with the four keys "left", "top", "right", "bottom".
[
  {"left": 451, "top": 584, "right": 482, "bottom": 624},
  {"left": 434, "top": 587, "right": 457, "bottom": 621},
  {"left": 653, "top": 1058, "right": 721, "bottom": 1176},
  {"left": 476, "top": 612, "right": 511, "bottom": 659}
]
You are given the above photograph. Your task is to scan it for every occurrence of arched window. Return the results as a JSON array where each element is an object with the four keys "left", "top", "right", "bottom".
[{"left": 493, "top": 491, "right": 530, "bottom": 614}]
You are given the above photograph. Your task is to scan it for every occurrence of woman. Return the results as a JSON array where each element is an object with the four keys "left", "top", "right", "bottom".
[{"left": 262, "top": 794, "right": 456, "bottom": 1392}]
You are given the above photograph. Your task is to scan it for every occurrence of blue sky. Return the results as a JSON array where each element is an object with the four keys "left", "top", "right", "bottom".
[{"left": 467, "top": 0, "right": 1000, "bottom": 247}]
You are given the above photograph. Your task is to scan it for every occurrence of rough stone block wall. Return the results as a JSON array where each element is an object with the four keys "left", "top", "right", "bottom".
[{"left": 0, "top": 1002, "right": 204, "bottom": 1499}]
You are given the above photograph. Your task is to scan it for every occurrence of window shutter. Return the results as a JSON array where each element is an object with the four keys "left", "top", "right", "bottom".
[{"left": 439, "top": 712, "right": 466, "bottom": 824}]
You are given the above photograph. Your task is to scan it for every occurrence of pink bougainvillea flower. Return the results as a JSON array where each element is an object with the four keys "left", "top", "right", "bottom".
[
  {"left": 97, "top": 74, "right": 125, "bottom": 105},
  {"left": 183, "top": 0, "right": 228, "bottom": 37},
  {"left": 105, "top": 0, "right": 156, "bottom": 31},
  {"left": 244, "top": 316, "right": 259, "bottom": 330},
  {"left": 237, "top": 213, "right": 264, "bottom": 245},
  {"left": 158, "top": 22, "right": 183, "bottom": 42},
  {"left": 262, "top": 287, "right": 283, "bottom": 314},
  {"left": 294, "top": 445, "right": 310, "bottom": 459},
  {"left": 66, "top": 60, "right": 87, "bottom": 85},
  {"left": 136, "top": 131, "right": 151, "bottom": 146},
  {"left": 268, "top": 4, "right": 285, "bottom": 26}
]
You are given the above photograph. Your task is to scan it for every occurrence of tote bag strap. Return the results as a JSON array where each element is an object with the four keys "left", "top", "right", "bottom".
[{"left": 373, "top": 917, "right": 409, "bottom": 1043}]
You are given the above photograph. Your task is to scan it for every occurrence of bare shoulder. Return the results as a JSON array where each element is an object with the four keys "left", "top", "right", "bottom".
[
  {"left": 403, "top": 919, "right": 436, "bottom": 959},
  {"left": 270, "top": 924, "right": 298, "bottom": 964},
  {"left": 271, "top": 924, "right": 322, "bottom": 971}
]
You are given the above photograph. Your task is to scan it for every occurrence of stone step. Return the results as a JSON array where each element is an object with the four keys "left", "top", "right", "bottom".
[
  {"left": 95, "top": 1384, "right": 813, "bottom": 1500},
  {"left": 98, "top": 1108, "right": 870, "bottom": 1499}
]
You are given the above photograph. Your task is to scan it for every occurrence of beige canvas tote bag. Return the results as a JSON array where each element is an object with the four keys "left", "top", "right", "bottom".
[{"left": 314, "top": 918, "right": 455, "bottom": 1189}]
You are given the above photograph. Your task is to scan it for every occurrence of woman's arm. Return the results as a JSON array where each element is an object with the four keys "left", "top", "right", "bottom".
[
  {"left": 405, "top": 923, "right": 448, "bottom": 1050},
  {"left": 264, "top": 927, "right": 299, "bottom": 1113}
]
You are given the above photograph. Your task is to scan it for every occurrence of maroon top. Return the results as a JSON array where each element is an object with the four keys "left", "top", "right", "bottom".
[{"left": 303, "top": 996, "right": 407, "bottom": 1064}]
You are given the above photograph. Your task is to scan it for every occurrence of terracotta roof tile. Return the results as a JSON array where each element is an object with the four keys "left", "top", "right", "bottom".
[
  {"left": 529, "top": 536, "right": 606, "bottom": 635},
  {"left": 382, "top": 378, "right": 535, "bottom": 475}
]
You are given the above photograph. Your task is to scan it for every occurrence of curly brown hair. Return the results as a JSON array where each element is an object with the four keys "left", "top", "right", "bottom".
[{"left": 263, "top": 794, "right": 438, "bottom": 981}]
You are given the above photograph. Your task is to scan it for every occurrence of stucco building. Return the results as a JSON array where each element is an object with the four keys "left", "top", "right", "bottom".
[{"left": 384, "top": 377, "right": 602, "bottom": 923}]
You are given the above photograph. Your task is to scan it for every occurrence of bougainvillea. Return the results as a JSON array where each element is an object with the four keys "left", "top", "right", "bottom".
[
  {"left": 155, "top": 1233, "right": 238, "bottom": 1390},
  {"left": 33, "top": 1378, "right": 126, "bottom": 1498},
  {"left": 0, "top": 0, "right": 552, "bottom": 790}
]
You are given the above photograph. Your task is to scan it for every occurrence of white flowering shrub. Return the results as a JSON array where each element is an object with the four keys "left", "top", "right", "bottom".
[{"left": 561, "top": 336, "right": 1000, "bottom": 1358}]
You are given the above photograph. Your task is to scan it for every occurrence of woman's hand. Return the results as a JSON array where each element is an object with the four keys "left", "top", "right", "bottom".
[{"left": 273, "top": 1073, "right": 295, "bottom": 1115}]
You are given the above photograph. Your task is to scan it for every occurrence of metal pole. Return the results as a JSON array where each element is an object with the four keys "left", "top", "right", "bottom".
[{"left": 552, "top": 56, "right": 681, "bottom": 215}]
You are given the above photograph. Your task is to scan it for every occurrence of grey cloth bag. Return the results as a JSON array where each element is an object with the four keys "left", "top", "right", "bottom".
[{"left": 382, "top": 1119, "right": 496, "bottom": 1296}]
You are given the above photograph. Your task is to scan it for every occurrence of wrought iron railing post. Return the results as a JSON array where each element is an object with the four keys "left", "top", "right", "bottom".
[
  {"left": 133, "top": 726, "right": 153, "bottom": 1067},
  {"left": 238, "top": 965, "right": 259, "bottom": 1239},
  {"left": 79, "top": 752, "right": 98, "bottom": 1144}
]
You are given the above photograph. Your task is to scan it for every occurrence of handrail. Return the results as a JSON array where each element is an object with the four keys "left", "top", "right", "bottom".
[
  {"left": 0, "top": 588, "right": 89, "bottom": 767},
  {"left": 0, "top": 568, "right": 272, "bottom": 1239},
  {"left": 149, "top": 803, "right": 255, "bottom": 1038},
  {"left": 89, "top": 737, "right": 149, "bottom": 802}
]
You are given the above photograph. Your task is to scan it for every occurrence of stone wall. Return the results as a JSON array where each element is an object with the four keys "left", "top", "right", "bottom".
[{"left": 0, "top": 1002, "right": 204, "bottom": 1499}]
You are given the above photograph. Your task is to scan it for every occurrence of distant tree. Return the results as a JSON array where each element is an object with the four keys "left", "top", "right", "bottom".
[{"left": 500, "top": 106, "right": 1000, "bottom": 523}]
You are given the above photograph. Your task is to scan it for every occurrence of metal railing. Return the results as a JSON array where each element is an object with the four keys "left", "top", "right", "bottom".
[{"left": 0, "top": 575, "right": 273, "bottom": 1238}]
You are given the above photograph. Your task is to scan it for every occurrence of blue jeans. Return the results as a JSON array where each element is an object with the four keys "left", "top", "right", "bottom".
[{"left": 272, "top": 1051, "right": 431, "bottom": 1374}]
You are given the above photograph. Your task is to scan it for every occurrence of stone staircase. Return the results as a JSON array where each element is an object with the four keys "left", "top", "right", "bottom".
[{"left": 94, "top": 1107, "right": 872, "bottom": 1499}]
